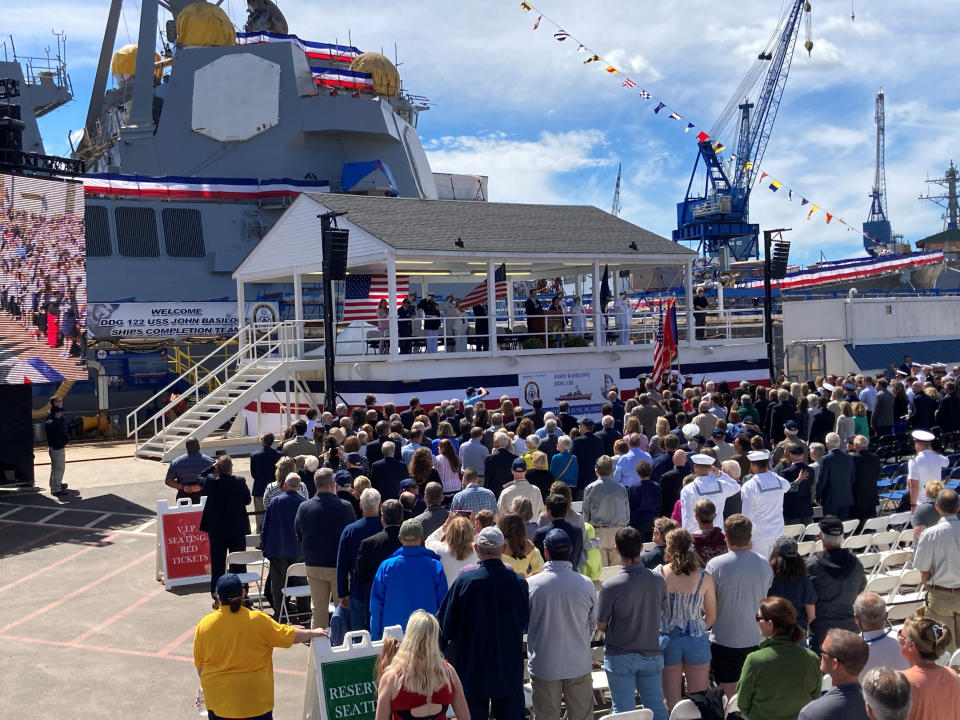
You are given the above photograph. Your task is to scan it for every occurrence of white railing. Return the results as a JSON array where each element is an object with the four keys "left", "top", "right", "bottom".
[{"left": 126, "top": 322, "right": 300, "bottom": 448}]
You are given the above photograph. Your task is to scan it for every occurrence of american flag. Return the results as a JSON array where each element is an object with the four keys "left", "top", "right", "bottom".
[
  {"left": 459, "top": 263, "right": 508, "bottom": 309},
  {"left": 342, "top": 275, "right": 409, "bottom": 322},
  {"left": 652, "top": 298, "right": 678, "bottom": 389}
]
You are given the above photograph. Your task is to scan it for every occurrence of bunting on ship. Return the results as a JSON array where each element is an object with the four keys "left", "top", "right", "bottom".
[
  {"left": 83, "top": 174, "right": 330, "bottom": 200},
  {"left": 738, "top": 251, "right": 945, "bottom": 291},
  {"left": 310, "top": 66, "right": 375, "bottom": 92},
  {"left": 236, "top": 31, "right": 362, "bottom": 63}
]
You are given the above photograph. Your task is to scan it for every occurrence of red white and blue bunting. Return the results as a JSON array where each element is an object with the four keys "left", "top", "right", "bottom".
[
  {"left": 236, "top": 31, "right": 362, "bottom": 63},
  {"left": 83, "top": 174, "right": 330, "bottom": 200},
  {"left": 738, "top": 250, "right": 944, "bottom": 290}
]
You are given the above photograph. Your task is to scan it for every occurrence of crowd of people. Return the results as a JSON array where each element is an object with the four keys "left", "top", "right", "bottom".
[
  {"left": 0, "top": 181, "right": 86, "bottom": 357},
  {"left": 185, "top": 367, "right": 960, "bottom": 720}
]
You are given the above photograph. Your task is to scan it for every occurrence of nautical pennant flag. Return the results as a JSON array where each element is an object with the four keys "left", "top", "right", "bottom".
[
  {"left": 743, "top": 161, "right": 753, "bottom": 172},
  {"left": 460, "top": 264, "right": 508, "bottom": 308},
  {"left": 713, "top": 142, "right": 726, "bottom": 153},
  {"left": 654, "top": 102, "right": 666, "bottom": 114},
  {"left": 605, "top": 66, "right": 619, "bottom": 74},
  {"left": 769, "top": 179, "right": 782, "bottom": 191},
  {"left": 696, "top": 131, "right": 710, "bottom": 143},
  {"left": 638, "top": 90, "right": 651, "bottom": 99},
  {"left": 807, "top": 204, "right": 819, "bottom": 220},
  {"left": 788, "top": 189, "right": 793, "bottom": 201},
  {"left": 825, "top": 213, "right": 833, "bottom": 224},
  {"left": 652, "top": 298, "right": 678, "bottom": 390},
  {"left": 801, "top": 198, "right": 809, "bottom": 206},
  {"left": 584, "top": 55, "right": 601, "bottom": 64},
  {"left": 520, "top": 2, "right": 532, "bottom": 11},
  {"left": 760, "top": 172, "right": 768, "bottom": 182},
  {"left": 577, "top": 44, "right": 585, "bottom": 52},
  {"left": 685, "top": 123, "right": 695, "bottom": 133},
  {"left": 622, "top": 78, "right": 636, "bottom": 88},
  {"left": 554, "top": 30, "right": 570, "bottom": 41},
  {"left": 533, "top": 15, "right": 542, "bottom": 29},
  {"left": 343, "top": 275, "right": 410, "bottom": 322},
  {"left": 669, "top": 111, "right": 682, "bottom": 120}
]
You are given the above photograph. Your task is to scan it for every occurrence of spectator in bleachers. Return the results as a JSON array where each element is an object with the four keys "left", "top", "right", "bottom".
[
  {"left": 706, "top": 514, "right": 774, "bottom": 699},
  {"left": 898, "top": 614, "right": 960, "bottom": 718},
  {"left": 861, "top": 667, "right": 912, "bottom": 720},
  {"left": 806, "top": 515, "right": 867, "bottom": 654},
  {"left": 660, "top": 527, "right": 716, "bottom": 711},
  {"left": 597, "top": 527, "right": 669, "bottom": 720},
  {"left": 853, "top": 592, "right": 909, "bottom": 678},
  {"left": 797, "top": 628, "right": 869, "bottom": 720},
  {"left": 911, "top": 488, "right": 960, "bottom": 653},
  {"left": 738, "top": 596, "right": 822, "bottom": 720}
]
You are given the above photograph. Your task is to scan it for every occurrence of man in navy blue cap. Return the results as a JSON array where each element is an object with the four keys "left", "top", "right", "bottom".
[{"left": 527, "top": 529, "right": 598, "bottom": 720}]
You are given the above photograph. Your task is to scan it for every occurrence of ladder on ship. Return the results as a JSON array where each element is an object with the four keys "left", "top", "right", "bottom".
[{"left": 126, "top": 322, "right": 318, "bottom": 461}]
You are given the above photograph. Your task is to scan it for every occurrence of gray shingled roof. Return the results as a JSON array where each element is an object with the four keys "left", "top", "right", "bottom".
[{"left": 306, "top": 193, "right": 692, "bottom": 257}]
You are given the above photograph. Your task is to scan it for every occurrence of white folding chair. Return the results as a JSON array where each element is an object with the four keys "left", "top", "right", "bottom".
[
  {"left": 885, "top": 600, "right": 923, "bottom": 626},
  {"left": 887, "top": 511, "right": 912, "bottom": 529},
  {"left": 600, "top": 711, "right": 654, "bottom": 720},
  {"left": 842, "top": 519, "right": 860, "bottom": 537},
  {"left": 668, "top": 699, "right": 701, "bottom": 720},
  {"left": 894, "top": 528, "right": 914, "bottom": 550},
  {"left": 642, "top": 541, "right": 656, "bottom": 552},
  {"left": 859, "top": 552, "right": 881, "bottom": 575},
  {"left": 875, "top": 550, "right": 912, "bottom": 575},
  {"left": 797, "top": 541, "right": 817, "bottom": 557},
  {"left": 783, "top": 524, "right": 805, "bottom": 540},
  {"left": 841, "top": 535, "right": 873, "bottom": 554},
  {"left": 893, "top": 569, "right": 924, "bottom": 602},
  {"left": 801, "top": 522, "right": 820, "bottom": 540},
  {"left": 724, "top": 694, "right": 739, "bottom": 715},
  {"left": 864, "top": 574, "right": 900, "bottom": 599},
  {"left": 859, "top": 516, "right": 890, "bottom": 534},
  {"left": 949, "top": 648, "right": 960, "bottom": 670},
  {"left": 225, "top": 549, "right": 266, "bottom": 608},
  {"left": 572, "top": 501, "right": 583, "bottom": 514},
  {"left": 278, "top": 562, "right": 313, "bottom": 624},
  {"left": 869, "top": 530, "right": 899, "bottom": 552},
  {"left": 245, "top": 533, "right": 260, "bottom": 548},
  {"left": 822, "top": 675, "right": 833, "bottom": 692}
]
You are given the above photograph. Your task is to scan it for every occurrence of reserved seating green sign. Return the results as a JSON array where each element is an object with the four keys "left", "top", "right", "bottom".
[{"left": 320, "top": 656, "right": 378, "bottom": 720}]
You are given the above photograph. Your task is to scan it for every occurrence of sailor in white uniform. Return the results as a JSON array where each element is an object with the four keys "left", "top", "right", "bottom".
[
  {"left": 907, "top": 429, "right": 948, "bottom": 508},
  {"left": 739, "top": 449, "right": 792, "bottom": 559},
  {"left": 569, "top": 296, "right": 586, "bottom": 337},
  {"left": 613, "top": 291, "right": 633, "bottom": 345},
  {"left": 680, "top": 454, "right": 742, "bottom": 534}
]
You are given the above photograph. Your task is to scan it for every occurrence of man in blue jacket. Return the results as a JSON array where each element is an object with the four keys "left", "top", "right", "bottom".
[
  {"left": 295, "top": 467, "right": 356, "bottom": 629},
  {"left": 250, "top": 432, "right": 282, "bottom": 532},
  {"left": 260, "top": 472, "right": 306, "bottom": 620},
  {"left": 816, "top": 433, "right": 856, "bottom": 520},
  {"left": 369, "top": 519, "right": 447, "bottom": 639},
  {"left": 335, "top": 488, "right": 383, "bottom": 631}
]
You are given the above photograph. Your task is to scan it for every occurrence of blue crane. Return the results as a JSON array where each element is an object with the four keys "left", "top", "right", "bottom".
[
  {"left": 863, "top": 89, "right": 893, "bottom": 253},
  {"left": 673, "top": 0, "right": 813, "bottom": 262}
]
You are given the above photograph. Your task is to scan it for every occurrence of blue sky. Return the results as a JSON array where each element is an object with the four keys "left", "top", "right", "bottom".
[{"left": 15, "top": 0, "right": 960, "bottom": 265}]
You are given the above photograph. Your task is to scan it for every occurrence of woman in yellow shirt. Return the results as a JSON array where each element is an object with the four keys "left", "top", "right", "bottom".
[
  {"left": 497, "top": 513, "right": 544, "bottom": 576},
  {"left": 194, "top": 573, "right": 328, "bottom": 719}
]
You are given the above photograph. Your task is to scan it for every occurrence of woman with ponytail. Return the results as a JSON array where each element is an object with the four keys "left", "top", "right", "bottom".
[
  {"left": 898, "top": 613, "right": 960, "bottom": 719},
  {"left": 737, "top": 596, "right": 821, "bottom": 720}
]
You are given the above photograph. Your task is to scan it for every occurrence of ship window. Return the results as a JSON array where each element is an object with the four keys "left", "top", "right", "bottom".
[
  {"left": 162, "top": 209, "right": 206, "bottom": 258},
  {"left": 85, "top": 205, "right": 112, "bottom": 257},
  {"left": 115, "top": 207, "right": 160, "bottom": 257}
]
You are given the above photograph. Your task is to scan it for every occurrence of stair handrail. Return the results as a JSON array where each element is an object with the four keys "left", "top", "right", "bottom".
[{"left": 126, "top": 322, "right": 294, "bottom": 443}]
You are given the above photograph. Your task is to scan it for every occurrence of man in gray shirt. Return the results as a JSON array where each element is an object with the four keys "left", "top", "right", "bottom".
[
  {"left": 459, "top": 426, "right": 490, "bottom": 478},
  {"left": 797, "top": 629, "right": 870, "bottom": 720},
  {"left": 705, "top": 513, "right": 774, "bottom": 700},
  {"left": 582, "top": 455, "right": 630, "bottom": 566},
  {"left": 597, "top": 527, "right": 668, "bottom": 720},
  {"left": 414, "top": 482, "right": 448, "bottom": 537},
  {"left": 527, "top": 529, "right": 598, "bottom": 720}
]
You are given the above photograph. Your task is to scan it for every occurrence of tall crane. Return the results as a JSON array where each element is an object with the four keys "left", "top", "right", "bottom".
[
  {"left": 673, "top": 0, "right": 813, "bottom": 261},
  {"left": 863, "top": 89, "right": 893, "bottom": 253}
]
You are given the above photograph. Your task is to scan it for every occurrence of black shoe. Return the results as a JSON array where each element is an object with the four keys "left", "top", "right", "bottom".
[
  {"left": 60, "top": 483, "right": 68, "bottom": 490},
  {"left": 53, "top": 489, "right": 69, "bottom": 497}
]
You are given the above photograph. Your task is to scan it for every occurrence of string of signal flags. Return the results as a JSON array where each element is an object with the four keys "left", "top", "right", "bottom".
[{"left": 517, "top": 1, "right": 877, "bottom": 244}]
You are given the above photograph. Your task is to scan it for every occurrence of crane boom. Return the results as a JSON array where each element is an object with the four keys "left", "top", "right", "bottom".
[
  {"left": 863, "top": 89, "right": 893, "bottom": 253},
  {"left": 673, "top": 0, "right": 810, "bottom": 261}
]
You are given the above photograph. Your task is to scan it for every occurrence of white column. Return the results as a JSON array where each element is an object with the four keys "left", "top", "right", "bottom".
[
  {"left": 592, "top": 261, "right": 602, "bottom": 347},
  {"left": 293, "top": 272, "right": 303, "bottom": 359},
  {"left": 685, "top": 262, "right": 695, "bottom": 347},
  {"left": 387, "top": 256, "right": 399, "bottom": 358},
  {"left": 575, "top": 274, "right": 583, "bottom": 298},
  {"left": 507, "top": 276, "right": 516, "bottom": 329},
  {"left": 487, "top": 260, "right": 497, "bottom": 355},
  {"left": 236, "top": 279, "right": 247, "bottom": 357}
]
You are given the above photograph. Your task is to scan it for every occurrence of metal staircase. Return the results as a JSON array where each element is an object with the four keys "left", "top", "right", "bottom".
[{"left": 126, "top": 322, "right": 302, "bottom": 461}]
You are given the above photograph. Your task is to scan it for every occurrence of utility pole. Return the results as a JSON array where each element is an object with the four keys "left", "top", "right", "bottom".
[
  {"left": 763, "top": 228, "right": 791, "bottom": 385},
  {"left": 319, "top": 211, "right": 349, "bottom": 410}
]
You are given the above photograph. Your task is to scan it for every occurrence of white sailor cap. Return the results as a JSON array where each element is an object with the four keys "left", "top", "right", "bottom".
[
  {"left": 911, "top": 430, "right": 935, "bottom": 442},
  {"left": 682, "top": 423, "right": 700, "bottom": 438},
  {"left": 747, "top": 450, "right": 770, "bottom": 462},
  {"left": 690, "top": 453, "right": 716, "bottom": 466},
  {"left": 896, "top": 370, "right": 908, "bottom": 376},
  {"left": 821, "top": 382, "right": 835, "bottom": 392}
]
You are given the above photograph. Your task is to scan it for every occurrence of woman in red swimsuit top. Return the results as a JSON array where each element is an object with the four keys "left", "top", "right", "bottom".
[{"left": 374, "top": 611, "right": 471, "bottom": 720}]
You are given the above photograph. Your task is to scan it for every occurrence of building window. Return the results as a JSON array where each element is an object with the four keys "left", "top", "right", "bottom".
[
  {"left": 115, "top": 207, "right": 160, "bottom": 257},
  {"left": 162, "top": 208, "right": 206, "bottom": 258},
  {"left": 85, "top": 205, "right": 112, "bottom": 257}
]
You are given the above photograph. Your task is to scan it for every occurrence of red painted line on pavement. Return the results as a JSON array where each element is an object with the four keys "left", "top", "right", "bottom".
[
  {"left": 0, "top": 532, "right": 117, "bottom": 596},
  {"left": 157, "top": 624, "right": 199, "bottom": 656},
  {"left": 0, "top": 525, "right": 64, "bottom": 557},
  {"left": 67, "top": 588, "right": 164, "bottom": 646},
  {"left": 0, "top": 549, "right": 153, "bottom": 634},
  {"left": 0, "top": 634, "right": 307, "bottom": 675}
]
